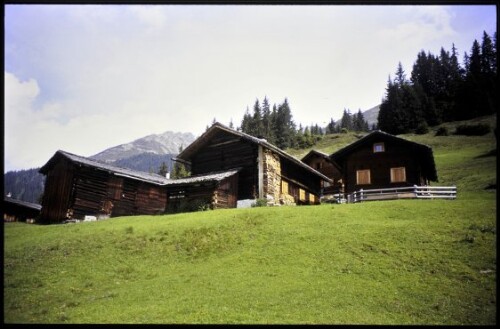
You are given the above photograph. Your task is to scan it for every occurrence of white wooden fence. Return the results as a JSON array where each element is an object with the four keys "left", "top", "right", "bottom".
[{"left": 349, "top": 185, "right": 457, "bottom": 203}]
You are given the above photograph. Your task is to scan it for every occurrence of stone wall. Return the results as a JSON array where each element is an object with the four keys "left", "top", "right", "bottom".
[
  {"left": 262, "top": 148, "right": 281, "bottom": 205},
  {"left": 262, "top": 148, "right": 296, "bottom": 206}
]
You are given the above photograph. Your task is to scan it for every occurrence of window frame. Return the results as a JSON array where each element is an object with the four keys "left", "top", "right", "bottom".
[
  {"left": 390, "top": 167, "right": 407, "bottom": 183},
  {"left": 356, "top": 169, "right": 371, "bottom": 185},
  {"left": 373, "top": 142, "right": 385, "bottom": 153}
]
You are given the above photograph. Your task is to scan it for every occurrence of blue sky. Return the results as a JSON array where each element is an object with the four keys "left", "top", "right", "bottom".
[{"left": 4, "top": 4, "right": 497, "bottom": 171}]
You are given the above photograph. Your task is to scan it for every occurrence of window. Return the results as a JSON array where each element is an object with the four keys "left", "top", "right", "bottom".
[
  {"left": 309, "top": 194, "right": 316, "bottom": 204},
  {"left": 299, "top": 188, "right": 306, "bottom": 201},
  {"left": 390, "top": 167, "right": 406, "bottom": 183},
  {"left": 356, "top": 169, "right": 371, "bottom": 185},
  {"left": 373, "top": 142, "right": 385, "bottom": 153},
  {"left": 281, "top": 180, "right": 289, "bottom": 194}
]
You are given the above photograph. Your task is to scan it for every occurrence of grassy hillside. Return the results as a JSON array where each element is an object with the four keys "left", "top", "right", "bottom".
[{"left": 4, "top": 116, "right": 496, "bottom": 324}]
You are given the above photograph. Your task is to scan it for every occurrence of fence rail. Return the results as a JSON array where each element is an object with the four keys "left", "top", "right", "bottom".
[{"left": 349, "top": 185, "right": 456, "bottom": 203}]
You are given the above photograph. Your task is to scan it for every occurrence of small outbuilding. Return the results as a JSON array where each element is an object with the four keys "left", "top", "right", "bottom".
[
  {"left": 330, "top": 130, "right": 438, "bottom": 195},
  {"left": 38, "top": 150, "right": 170, "bottom": 223},
  {"left": 301, "top": 150, "right": 344, "bottom": 199},
  {"left": 3, "top": 197, "right": 42, "bottom": 222}
]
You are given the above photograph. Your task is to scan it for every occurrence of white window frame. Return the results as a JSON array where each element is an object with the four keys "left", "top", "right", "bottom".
[{"left": 373, "top": 142, "right": 385, "bottom": 153}]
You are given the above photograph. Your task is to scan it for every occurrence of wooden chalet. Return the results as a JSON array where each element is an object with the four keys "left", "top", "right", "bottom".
[
  {"left": 301, "top": 150, "right": 344, "bottom": 199},
  {"left": 175, "top": 122, "right": 333, "bottom": 206},
  {"left": 39, "top": 150, "right": 170, "bottom": 224},
  {"left": 329, "top": 130, "right": 438, "bottom": 196},
  {"left": 3, "top": 197, "right": 42, "bottom": 222}
]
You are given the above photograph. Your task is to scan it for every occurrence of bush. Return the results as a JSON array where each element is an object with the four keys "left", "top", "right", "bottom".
[
  {"left": 454, "top": 124, "right": 491, "bottom": 136},
  {"left": 252, "top": 199, "right": 268, "bottom": 207},
  {"left": 415, "top": 122, "right": 429, "bottom": 135},
  {"left": 435, "top": 127, "right": 449, "bottom": 136},
  {"left": 340, "top": 128, "right": 349, "bottom": 134}
]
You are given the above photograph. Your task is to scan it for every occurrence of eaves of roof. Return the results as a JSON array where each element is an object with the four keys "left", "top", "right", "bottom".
[{"left": 178, "top": 122, "right": 333, "bottom": 184}]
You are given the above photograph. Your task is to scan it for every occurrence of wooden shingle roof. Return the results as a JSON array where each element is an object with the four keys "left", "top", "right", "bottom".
[
  {"left": 177, "top": 122, "right": 333, "bottom": 183},
  {"left": 39, "top": 150, "right": 242, "bottom": 187}
]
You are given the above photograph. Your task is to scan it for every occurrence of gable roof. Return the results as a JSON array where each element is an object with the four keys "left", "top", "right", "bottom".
[
  {"left": 330, "top": 130, "right": 438, "bottom": 182},
  {"left": 301, "top": 149, "right": 332, "bottom": 163},
  {"left": 39, "top": 150, "right": 171, "bottom": 185},
  {"left": 177, "top": 122, "right": 333, "bottom": 183},
  {"left": 163, "top": 168, "right": 241, "bottom": 186},
  {"left": 39, "top": 150, "right": 243, "bottom": 187},
  {"left": 4, "top": 197, "right": 42, "bottom": 211}
]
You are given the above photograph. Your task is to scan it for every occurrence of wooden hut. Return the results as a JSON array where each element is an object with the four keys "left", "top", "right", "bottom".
[
  {"left": 38, "top": 150, "right": 169, "bottom": 224},
  {"left": 301, "top": 150, "right": 344, "bottom": 199},
  {"left": 175, "top": 122, "right": 332, "bottom": 206},
  {"left": 330, "top": 130, "right": 438, "bottom": 195},
  {"left": 3, "top": 197, "right": 41, "bottom": 222},
  {"left": 164, "top": 169, "right": 240, "bottom": 213}
]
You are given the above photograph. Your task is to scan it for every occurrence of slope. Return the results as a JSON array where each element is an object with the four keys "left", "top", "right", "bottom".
[{"left": 4, "top": 116, "right": 496, "bottom": 324}]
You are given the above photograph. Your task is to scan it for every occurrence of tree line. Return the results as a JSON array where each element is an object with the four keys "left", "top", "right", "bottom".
[
  {"left": 379, "top": 31, "right": 497, "bottom": 135},
  {"left": 236, "top": 97, "right": 370, "bottom": 149}
]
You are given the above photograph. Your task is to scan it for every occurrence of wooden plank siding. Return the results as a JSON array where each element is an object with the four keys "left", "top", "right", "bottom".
[
  {"left": 177, "top": 123, "right": 332, "bottom": 206},
  {"left": 330, "top": 131, "right": 438, "bottom": 196},
  {"left": 189, "top": 130, "right": 259, "bottom": 200},
  {"left": 39, "top": 158, "right": 75, "bottom": 223},
  {"left": 39, "top": 151, "right": 168, "bottom": 223}
]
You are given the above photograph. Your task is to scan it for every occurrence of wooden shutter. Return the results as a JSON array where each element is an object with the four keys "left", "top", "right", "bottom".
[
  {"left": 356, "top": 169, "right": 371, "bottom": 185},
  {"left": 390, "top": 167, "right": 406, "bottom": 183}
]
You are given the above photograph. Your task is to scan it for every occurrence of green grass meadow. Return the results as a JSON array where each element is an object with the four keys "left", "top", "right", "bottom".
[{"left": 3, "top": 116, "right": 496, "bottom": 324}]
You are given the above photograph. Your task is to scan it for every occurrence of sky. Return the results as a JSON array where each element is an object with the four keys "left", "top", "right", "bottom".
[{"left": 4, "top": 4, "right": 497, "bottom": 172}]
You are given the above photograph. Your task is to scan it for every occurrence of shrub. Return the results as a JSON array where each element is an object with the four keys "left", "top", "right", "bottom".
[
  {"left": 435, "top": 126, "right": 449, "bottom": 136},
  {"left": 454, "top": 124, "right": 491, "bottom": 136},
  {"left": 340, "top": 128, "right": 349, "bottom": 134},
  {"left": 415, "top": 122, "right": 429, "bottom": 135},
  {"left": 252, "top": 199, "right": 268, "bottom": 207}
]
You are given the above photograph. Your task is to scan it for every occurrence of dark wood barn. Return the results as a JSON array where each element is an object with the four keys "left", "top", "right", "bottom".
[
  {"left": 175, "top": 122, "right": 332, "bottom": 206},
  {"left": 330, "top": 130, "right": 438, "bottom": 195},
  {"left": 301, "top": 150, "right": 343, "bottom": 198},
  {"left": 164, "top": 169, "right": 240, "bottom": 213},
  {"left": 3, "top": 197, "right": 42, "bottom": 222},
  {"left": 39, "top": 150, "right": 169, "bottom": 224}
]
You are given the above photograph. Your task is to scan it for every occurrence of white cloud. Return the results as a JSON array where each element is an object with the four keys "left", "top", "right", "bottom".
[{"left": 4, "top": 5, "right": 496, "bottom": 172}]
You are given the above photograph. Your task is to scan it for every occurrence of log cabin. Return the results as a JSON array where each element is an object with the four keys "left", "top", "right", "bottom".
[
  {"left": 38, "top": 150, "right": 170, "bottom": 223},
  {"left": 329, "top": 130, "right": 438, "bottom": 196},
  {"left": 301, "top": 150, "right": 344, "bottom": 199},
  {"left": 38, "top": 151, "right": 246, "bottom": 223},
  {"left": 175, "top": 122, "right": 333, "bottom": 206}
]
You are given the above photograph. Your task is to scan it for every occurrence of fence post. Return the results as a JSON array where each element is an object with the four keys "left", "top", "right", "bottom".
[
  {"left": 413, "top": 185, "right": 418, "bottom": 198},
  {"left": 360, "top": 189, "right": 363, "bottom": 202}
]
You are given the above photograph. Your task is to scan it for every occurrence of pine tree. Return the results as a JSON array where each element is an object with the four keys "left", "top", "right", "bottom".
[
  {"left": 340, "top": 109, "right": 353, "bottom": 131},
  {"left": 157, "top": 162, "right": 169, "bottom": 177},
  {"left": 326, "top": 118, "right": 336, "bottom": 134},
  {"left": 250, "top": 99, "right": 264, "bottom": 137},
  {"left": 261, "top": 97, "right": 275, "bottom": 143},
  {"left": 274, "top": 99, "right": 296, "bottom": 149},
  {"left": 240, "top": 107, "right": 252, "bottom": 133}
]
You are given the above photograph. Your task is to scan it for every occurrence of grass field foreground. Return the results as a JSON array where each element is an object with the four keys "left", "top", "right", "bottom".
[{"left": 3, "top": 115, "right": 497, "bottom": 324}]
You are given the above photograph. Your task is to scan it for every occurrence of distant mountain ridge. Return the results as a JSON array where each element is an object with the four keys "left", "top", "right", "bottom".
[
  {"left": 91, "top": 131, "right": 196, "bottom": 163},
  {"left": 362, "top": 104, "right": 380, "bottom": 128},
  {"left": 4, "top": 130, "right": 196, "bottom": 204}
]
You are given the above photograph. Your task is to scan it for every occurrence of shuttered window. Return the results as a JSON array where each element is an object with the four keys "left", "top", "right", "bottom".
[
  {"left": 281, "top": 180, "right": 289, "bottom": 194},
  {"left": 299, "top": 188, "right": 306, "bottom": 201},
  {"left": 356, "top": 169, "right": 371, "bottom": 185},
  {"left": 390, "top": 167, "right": 406, "bottom": 183}
]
